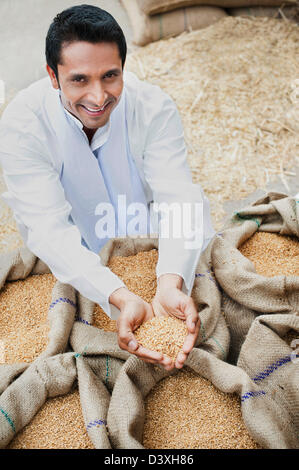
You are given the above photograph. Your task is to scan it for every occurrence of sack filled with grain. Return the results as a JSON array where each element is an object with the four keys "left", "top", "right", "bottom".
[
  {"left": 95, "top": 223, "right": 298, "bottom": 449},
  {"left": 121, "top": 0, "right": 227, "bottom": 46},
  {"left": 228, "top": 5, "right": 299, "bottom": 21},
  {"left": 63, "top": 227, "right": 299, "bottom": 449},
  {"left": 0, "top": 235, "right": 228, "bottom": 448},
  {"left": 0, "top": 246, "right": 77, "bottom": 366},
  {"left": 139, "top": 0, "right": 297, "bottom": 16},
  {"left": 1, "top": 192, "right": 298, "bottom": 449},
  {"left": 213, "top": 192, "right": 299, "bottom": 363},
  {"left": 109, "top": 322, "right": 299, "bottom": 449}
]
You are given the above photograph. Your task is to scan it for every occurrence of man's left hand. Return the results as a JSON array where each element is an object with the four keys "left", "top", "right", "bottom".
[{"left": 151, "top": 273, "right": 200, "bottom": 370}]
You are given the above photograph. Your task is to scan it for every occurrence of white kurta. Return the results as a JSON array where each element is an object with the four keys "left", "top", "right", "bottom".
[{"left": 0, "top": 71, "right": 216, "bottom": 319}]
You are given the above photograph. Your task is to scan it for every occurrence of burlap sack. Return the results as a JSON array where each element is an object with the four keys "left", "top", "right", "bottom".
[
  {"left": 229, "top": 5, "right": 299, "bottom": 20},
  {"left": 1, "top": 192, "right": 298, "bottom": 448},
  {"left": 121, "top": 0, "right": 227, "bottom": 46},
  {"left": 105, "top": 194, "right": 298, "bottom": 448},
  {"left": 212, "top": 192, "right": 299, "bottom": 363},
  {"left": 139, "top": 0, "right": 297, "bottom": 16},
  {"left": 108, "top": 314, "right": 299, "bottom": 449},
  {"left": 0, "top": 234, "right": 229, "bottom": 448}
]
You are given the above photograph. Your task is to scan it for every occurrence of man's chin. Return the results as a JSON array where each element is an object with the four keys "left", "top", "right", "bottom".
[{"left": 82, "top": 116, "right": 110, "bottom": 129}]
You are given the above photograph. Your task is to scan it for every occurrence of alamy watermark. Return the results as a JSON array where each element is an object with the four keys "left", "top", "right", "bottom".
[{"left": 94, "top": 195, "right": 204, "bottom": 250}]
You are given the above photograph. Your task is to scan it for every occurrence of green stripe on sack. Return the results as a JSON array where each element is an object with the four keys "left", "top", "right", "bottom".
[
  {"left": 199, "top": 318, "right": 225, "bottom": 359},
  {"left": 105, "top": 355, "right": 110, "bottom": 385},
  {"left": 234, "top": 212, "right": 261, "bottom": 228},
  {"left": 0, "top": 407, "right": 15, "bottom": 433},
  {"left": 74, "top": 344, "right": 88, "bottom": 358},
  {"left": 210, "top": 336, "right": 226, "bottom": 360}
]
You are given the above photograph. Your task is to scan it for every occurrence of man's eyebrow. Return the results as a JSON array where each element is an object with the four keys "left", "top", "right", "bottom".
[
  {"left": 102, "top": 68, "right": 121, "bottom": 77},
  {"left": 68, "top": 73, "right": 88, "bottom": 80},
  {"left": 68, "top": 68, "right": 121, "bottom": 80}
]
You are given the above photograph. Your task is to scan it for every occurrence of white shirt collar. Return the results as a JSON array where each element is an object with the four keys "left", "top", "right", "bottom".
[{"left": 59, "top": 92, "right": 111, "bottom": 151}]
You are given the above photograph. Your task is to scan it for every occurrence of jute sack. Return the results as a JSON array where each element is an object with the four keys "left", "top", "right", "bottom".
[
  {"left": 0, "top": 246, "right": 77, "bottom": 363},
  {"left": 108, "top": 312, "right": 299, "bottom": 449},
  {"left": 228, "top": 5, "right": 299, "bottom": 20},
  {"left": 0, "top": 247, "right": 78, "bottom": 448},
  {"left": 121, "top": 0, "right": 227, "bottom": 46},
  {"left": 1, "top": 193, "right": 298, "bottom": 449},
  {"left": 139, "top": 0, "right": 297, "bottom": 16},
  {"left": 0, "top": 234, "right": 229, "bottom": 448},
  {"left": 211, "top": 192, "right": 299, "bottom": 364}
]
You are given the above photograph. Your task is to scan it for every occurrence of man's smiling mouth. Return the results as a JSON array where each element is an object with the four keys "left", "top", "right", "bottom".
[{"left": 80, "top": 100, "right": 113, "bottom": 116}]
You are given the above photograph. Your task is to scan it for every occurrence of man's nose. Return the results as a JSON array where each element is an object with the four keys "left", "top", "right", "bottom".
[{"left": 87, "top": 82, "right": 106, "bottom": 107}]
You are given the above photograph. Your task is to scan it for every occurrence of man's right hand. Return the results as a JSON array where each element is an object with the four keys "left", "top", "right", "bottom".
[{"left": 109, "top": 287, "right": 175, "bottom": 370}]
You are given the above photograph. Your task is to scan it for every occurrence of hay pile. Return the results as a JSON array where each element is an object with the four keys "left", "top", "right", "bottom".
[{"left": 126, "top": 16, "right": 299, "bottom": 229}]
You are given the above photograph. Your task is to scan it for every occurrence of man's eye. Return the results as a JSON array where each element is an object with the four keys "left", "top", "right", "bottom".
[
  {"left": 105, "top": 72, "right": 116, "bottom": 79},
  {"left": 72, "top": 77, "right": 85, "bottom": 83}
]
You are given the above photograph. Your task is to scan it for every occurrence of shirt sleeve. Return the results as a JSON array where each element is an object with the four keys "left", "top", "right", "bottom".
[
  {"left": 142, "top": 91, "right": 215, "bottom": 296},
  {"left": 0, "top": 147, "right": 125, "bottom": 319}
]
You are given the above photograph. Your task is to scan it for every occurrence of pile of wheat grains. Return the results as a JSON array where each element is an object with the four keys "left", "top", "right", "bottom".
[
  {"left": 8, "top": 389, "right": 94, "bottom": 449},
  {"left": 239, "top": 232, "right": 299, "bottom": 277},
  {"left": 143, "top": 368, "right": 261, "bottom": 449},
  {"left": 0, "top": 273, "right": 56, "bottom": 364},
  {"left": 135, "top": 316, "right": 187, "bottom": 361},
  {"left": 0, "top": 273, "right": 94, "bottom": 450}
]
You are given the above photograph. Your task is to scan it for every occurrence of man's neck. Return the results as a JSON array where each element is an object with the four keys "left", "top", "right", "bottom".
[{"left": 83, "top": 126, "right": 97, "bottom": 144}]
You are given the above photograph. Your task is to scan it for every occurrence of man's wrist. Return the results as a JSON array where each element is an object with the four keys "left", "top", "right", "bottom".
[
  {"left": 157, "top": 273, "right": 183, "bottom": 291},
  {"left": 109, "top": 286, "right": 135, "bottom": 310}
]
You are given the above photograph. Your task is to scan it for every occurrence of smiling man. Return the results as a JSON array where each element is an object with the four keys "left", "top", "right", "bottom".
[{"left": 0, "top": 5, "right": 215, "bottom": 370}]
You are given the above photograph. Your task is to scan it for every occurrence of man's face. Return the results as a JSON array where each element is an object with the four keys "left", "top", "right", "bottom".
[{"left": 47, "top": 41, "right": 124, "bottom": 129}]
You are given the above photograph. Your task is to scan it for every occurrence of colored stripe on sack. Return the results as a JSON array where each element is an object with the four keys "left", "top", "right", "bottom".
[
  {"left": 210, "top": 336, "right": 226, "bottom": 360},
  {"left": 241, "top": 390, "right": 266, "bottom": 402},
  {"left": 252, "top": 353, "right": 299, "bottom": 383},
  {"left": 75, "top": 316, "right": 91, "bottom": 326},
  {"left": 198, "top": 318, "right": 225, "bottom": 358},
  {"left": 49, "top": 297, "right": 76, "bottom": 310},
  {"left": 0, "top": 407, "right": 15, "bottom": 433},
  {"left": 86, "top": 419, "right": 107, "bottom": 430},
  {"left": 195, "top": 268, "right": 217, "bottom": 285},
  {"left": 105, "top": 355, "right": 110, "bottom": 385},
  {"left": 234, "top": 212, "right": 261, "bottom": 228},
  {"left": 74, "top": 345, "right": 88, "bottom": 359}
]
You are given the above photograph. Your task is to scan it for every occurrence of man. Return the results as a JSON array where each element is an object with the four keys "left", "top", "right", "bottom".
[{"left": 0, "top": 5, "right": 215, "bottom": 370}]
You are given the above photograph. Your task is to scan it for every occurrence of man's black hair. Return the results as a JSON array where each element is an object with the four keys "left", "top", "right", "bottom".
[{"left": 46, "top": 4, "right": 127, "bottom": 79}]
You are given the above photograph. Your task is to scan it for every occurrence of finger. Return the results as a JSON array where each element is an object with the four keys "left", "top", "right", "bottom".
[
  {"left": 185, "top": 304, "right": 199, "bottom": 334},
  {"left": 175, "top": 351, "right": 188, "bottom": 369},
  {"left": 182, "top": 319, "right": 200, "bottom": 354},
  {"left": 117, "top": 315, "right": 139, "bottom": 352},
  {"left": 140, "top": 357, "right": 160, "bottom": 365},
  {"left": 160, "top": 355, "right": 175, "bottom": 369},
  {"left": 134, "top": 345, "right": 163, "bottom": 362}
]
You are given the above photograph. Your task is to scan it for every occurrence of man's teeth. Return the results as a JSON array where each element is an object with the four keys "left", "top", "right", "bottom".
[{"left": 85, "top": 104, "right": 107, "bottom": 112}]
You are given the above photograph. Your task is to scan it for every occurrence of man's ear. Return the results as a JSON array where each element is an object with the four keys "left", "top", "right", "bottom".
[{"left": 46, "top": 65, "right": 60, "bottom": 90}]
